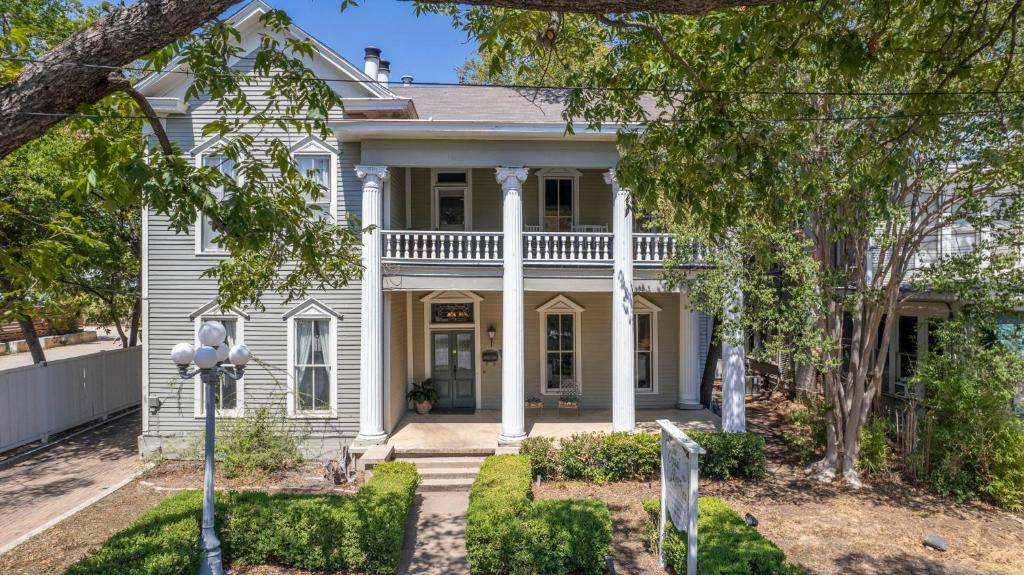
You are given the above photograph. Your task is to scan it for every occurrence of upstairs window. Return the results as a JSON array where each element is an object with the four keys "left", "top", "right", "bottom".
[
  {"left": 200, "top": 155, "right": 235, "bottom": 253},
  {"left": 433, "top": 169, "right": 470, "bottom": 231},
  {"left": 297, "top": 154, "right": 332, "bottom": 220},
  {"left": 543, "top": 177, "right": 574, "bottom": 232}
]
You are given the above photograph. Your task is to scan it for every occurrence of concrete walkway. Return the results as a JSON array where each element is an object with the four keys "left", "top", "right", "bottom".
[
  {"left": 0, "top": 411, "right": 143, "bottom": 554},
  {"left": 399, "top": 491, "right": 471, "bottom": 575}
]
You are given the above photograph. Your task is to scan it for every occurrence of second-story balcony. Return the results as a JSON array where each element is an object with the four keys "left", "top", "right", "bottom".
[{"left": 381, "top": 230, "right": 705, "bottom": 267}]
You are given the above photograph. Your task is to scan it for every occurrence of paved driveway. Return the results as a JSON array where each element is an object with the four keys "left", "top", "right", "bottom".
[{"left": 0, "top": 412, "right": 143, "bottom": 554}]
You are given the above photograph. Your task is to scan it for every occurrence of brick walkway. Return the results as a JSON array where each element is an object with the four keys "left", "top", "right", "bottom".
[{"left": 0, "top": 412, "right": 143, "bottom": 554}]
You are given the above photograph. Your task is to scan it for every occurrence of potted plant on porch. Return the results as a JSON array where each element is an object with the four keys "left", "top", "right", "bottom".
[{"left": 407, "top": 378, "right": 439, "bottom": 414}]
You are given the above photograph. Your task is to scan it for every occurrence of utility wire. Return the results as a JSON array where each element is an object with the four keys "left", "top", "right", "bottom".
[
  {"left": 16, "top": 106, "right": 1024, "bottom": 124},
  {"left": 4, "top": 55, "right": 1024, "bottom": 98}
]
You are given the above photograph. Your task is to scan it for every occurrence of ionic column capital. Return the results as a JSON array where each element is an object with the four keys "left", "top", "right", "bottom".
[
  {"left": 605, "top": 169, "right": 630, "bottom": 197},
  {"left": 495, "top": 166, "right": 529, "bottom": 191},
  {"left": 355, "top": 165, "right": 389, "bottom": 187}
]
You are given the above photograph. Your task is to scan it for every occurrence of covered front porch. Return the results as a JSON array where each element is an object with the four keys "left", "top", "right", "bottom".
[{"left": 385, "top": 408, "right": 721, "bottom": 453}]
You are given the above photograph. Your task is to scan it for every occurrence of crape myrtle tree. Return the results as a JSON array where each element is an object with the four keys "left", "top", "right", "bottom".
[{"left": 429, "top": 0, "right": 1024, "bottom": 484}]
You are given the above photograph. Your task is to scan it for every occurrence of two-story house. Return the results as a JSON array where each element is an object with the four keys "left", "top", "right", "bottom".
[{"left": 135, "top": 1, "right": 749, "bottom": 458}]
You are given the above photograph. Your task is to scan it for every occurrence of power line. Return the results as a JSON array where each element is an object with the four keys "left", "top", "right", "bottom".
[
  {"left": 15, "top": 105, "right": 1024, "bottom": 124},
  {"left": 4, "top": 55, "right": 1024, "bottom": 98}
]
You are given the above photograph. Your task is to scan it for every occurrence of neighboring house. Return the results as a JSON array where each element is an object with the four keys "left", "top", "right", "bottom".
[{"left": 136, "top": 1, "right": 742, "bottom": 457}]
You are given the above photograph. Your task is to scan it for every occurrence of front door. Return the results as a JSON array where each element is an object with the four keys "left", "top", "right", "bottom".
[{"left": 430, "top": 330, "right": 475, "bottom": 409}]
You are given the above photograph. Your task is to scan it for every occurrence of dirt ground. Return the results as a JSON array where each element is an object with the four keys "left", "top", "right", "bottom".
[
  {"left": 535, "top": 396, "right": 1024, "bottom": 575},
  {"left": 0, "top": 480, "right": 169, "bottom": 575},
  {"left": 141, "top": 460, "right": 363, "bottom": 494},
  {"left": 0, "top": 462, "right": 363, "bottom": 575}
]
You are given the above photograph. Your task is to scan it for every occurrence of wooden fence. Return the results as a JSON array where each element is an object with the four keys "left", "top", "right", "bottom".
[{"left": 0, "top": 346, "right": 141, "bottom": 452}]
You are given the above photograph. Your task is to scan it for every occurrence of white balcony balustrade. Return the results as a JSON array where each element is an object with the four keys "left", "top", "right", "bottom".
[
  {"left": 383, "top": 231, "right": 503, "bottom": 262},
  {"left": 382, "top": 230, "right": 703, "bottom": 266},
  {"left": 524, "top": 232, "right": 613, "bottom": 264}
]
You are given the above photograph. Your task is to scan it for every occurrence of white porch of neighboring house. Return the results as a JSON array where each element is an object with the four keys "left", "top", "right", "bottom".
[{"left": 351, "top": 163, "right": 747, "bottom": 447}]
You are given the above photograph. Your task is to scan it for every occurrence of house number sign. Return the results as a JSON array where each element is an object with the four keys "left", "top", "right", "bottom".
[{"left": 431, "top": 303, "right": 473, "bottom": 324}]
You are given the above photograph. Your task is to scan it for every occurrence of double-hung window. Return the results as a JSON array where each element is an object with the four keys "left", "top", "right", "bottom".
[
  {"left": 543, "top": 177, "right": 574, "bottom": 232},
  {"left": 200, "top": 155, "right": 235, "bottom": 253},
  {"left": 632, "top": 296, "right": 661, "bottom": 393},
  {"left": 537, "top": 295, "right": 585, "bottom": 395},
  {"left": 297, "top": 154, "right": 332, "bottom": 220},
  {"left": 545, "top": 313, "right": 575, "bottom": 393},
  {"left": 293, "top": 317, "right": 332, "bottom": 413},
  {"left": 635, "top": 312, "right": 654, "bottom": 391},
  {"left": 433, "top": 170, "right": 470, "bottom": 231},
  {"left": 195, "top": 315, "right": 243, "bottom": 416}
]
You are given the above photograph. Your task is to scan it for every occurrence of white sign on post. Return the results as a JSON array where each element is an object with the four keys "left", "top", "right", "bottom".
[{"left": 657, "top": 419, "right": 705, "bottom": 575}]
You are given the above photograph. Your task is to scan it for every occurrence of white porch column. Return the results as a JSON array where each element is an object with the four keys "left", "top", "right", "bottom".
[
  {"left": 496, "top": 166, "right": 529, "bottom": 444},
  {"left": 678, "top": 292, "right": 702, "bottom": 410},
  {"left": 355, "top": 165, "right": 389, "bottom": 444},
  {"left": 607, "top": 170, "right": 635, "bottom": 433},
  {"left": 721, "top": 279, "right": 747, "bottom": 432}
]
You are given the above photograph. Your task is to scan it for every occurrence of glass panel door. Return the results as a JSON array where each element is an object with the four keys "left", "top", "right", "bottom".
[
  {"left": 430, "top": 330, "right": 475, "bottom": 410},
  {"left": 543, "top": 178, "right": 573, "bottom": 232},
  {"left": 431, "top": 332, "right": 453, "bottom": 408},
  {"left": 437, "top": 189, "right": 466, "bottom": 230}
]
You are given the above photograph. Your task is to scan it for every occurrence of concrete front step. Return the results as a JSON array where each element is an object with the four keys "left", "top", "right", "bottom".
[
  {"left": 416, "top": 466, "right": 480, "bottom": 481},
  {"left": 399, "top": 456, "right": 485, "bottom": 469},
  {"left": 396, "top": 455, "right": 486, "bottom": 492},
  {"left": 418, "top": 476, "right": 476, "bottom": 492}
]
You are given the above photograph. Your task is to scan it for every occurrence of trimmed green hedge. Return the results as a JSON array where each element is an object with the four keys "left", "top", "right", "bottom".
[
  {"left": 465, "top": 455, "right": 612, "bottom": 575},
  {"left": 688, "top": 431, "right": 766, "bottom": 480},
  {"left": 521, "top": 431, "right": 765, "bottom": 483},
  {"left": 643, "top": 497, "right": 807, "bottom": 575},
  {"left": 65, "top": 461, "right": 418, "bottom": 575}
]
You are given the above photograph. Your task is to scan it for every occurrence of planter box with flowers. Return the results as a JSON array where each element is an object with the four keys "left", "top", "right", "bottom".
[{"left": 557, "top": 381, "right": 580, "bottom": 416}]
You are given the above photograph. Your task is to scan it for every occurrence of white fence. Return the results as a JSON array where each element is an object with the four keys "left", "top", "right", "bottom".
[{"left": 0, "top": 346, "right": 141, "bottom": 453}]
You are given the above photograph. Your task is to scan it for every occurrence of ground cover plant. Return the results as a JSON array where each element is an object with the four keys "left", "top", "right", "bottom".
[
  {"left": 64, "top": 461, "right": 418, "bottom": 575},
  {"left": 644, "top": 497, "right": 807, "bottom": 575},
  {"left": 520, "top": 431, "right": 764, "bottom": 482},
  {"left": 465, "top": 455, "right": 612, "bottom": 575}
]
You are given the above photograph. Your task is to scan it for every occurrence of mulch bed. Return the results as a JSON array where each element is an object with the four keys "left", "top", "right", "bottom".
[{"left": 140, "top": 460, "right": 363, "bottom": 494}]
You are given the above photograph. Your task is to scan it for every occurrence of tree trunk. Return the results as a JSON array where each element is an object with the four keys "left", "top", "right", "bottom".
[
  {"left": 128, "top": 296, "right": 142, "bottom": 347},
  {"left": 795, "top": 360, "right": 816, "bottom": 397},
  {"left": 17, "top": 315, "right": 47, "bottom": 364},
  {"left": 700, "top": 316, "right": 721, "bottom": 407}
]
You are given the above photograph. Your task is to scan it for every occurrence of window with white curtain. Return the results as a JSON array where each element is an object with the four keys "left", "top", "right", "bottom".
[
  {"left": 293, "top": 317, "right": 332, "bottom": 413},
  {"left": 200, "top": 155, "right": 235, "bottom": 252},
  {"left": 297, "top": 154, "right": 331, "bottom": 220}
]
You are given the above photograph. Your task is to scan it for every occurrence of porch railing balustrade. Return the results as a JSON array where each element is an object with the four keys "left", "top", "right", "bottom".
[
  {"left": 383, "top": 230, "right": 504, "bottom": 262},
  {"left": 381, "top": 229, "right": 703, "bottom": 266},
  {"left": 524, "top": 232, "right": 613, "bottom": 264}
]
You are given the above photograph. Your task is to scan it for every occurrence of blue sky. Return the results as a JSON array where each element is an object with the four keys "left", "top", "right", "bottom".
[
  {"left": 85, "top": 1, "right": 476, "bottom": 82},
  {"left": 261, "top": 1, "right": 475, "bottom": 82}
]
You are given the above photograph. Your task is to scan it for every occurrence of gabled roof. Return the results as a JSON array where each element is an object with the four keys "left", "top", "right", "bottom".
[{"left": 137, "top": 0, "right": 403, "bottom": 113}]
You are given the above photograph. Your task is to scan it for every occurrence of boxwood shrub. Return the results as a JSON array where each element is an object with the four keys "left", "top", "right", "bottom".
[
  {"left": 522, "top": 431, "right": 765, "bottom": 482},
  {"left": 65, "top": 461, "right": 418, "bottom": 575},
  {"left": 465, "top": 455, "right": 612, "bottom": 575},
  {"left": 643, "top": 497, "right": 806, "bottom": 575},
  {"left": 688, "top": 431, "right": 766, "bottom": 480}
]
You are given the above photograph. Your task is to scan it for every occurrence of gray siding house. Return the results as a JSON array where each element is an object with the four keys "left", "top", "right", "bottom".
[{"left": 135, "top": 1, "right": 741, "bottom": 457}]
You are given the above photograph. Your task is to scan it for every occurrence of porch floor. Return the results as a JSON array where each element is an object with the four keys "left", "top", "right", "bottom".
[{"left": 386, "top": 408, "right": 720, "bottom": 452}]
